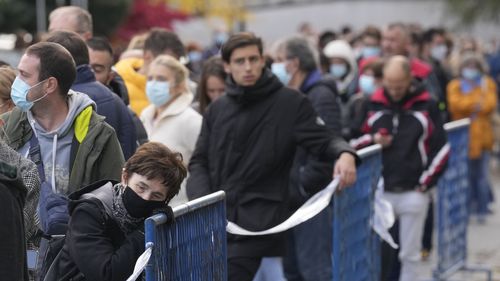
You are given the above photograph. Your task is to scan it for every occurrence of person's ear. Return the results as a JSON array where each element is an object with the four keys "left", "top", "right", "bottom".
[
  {"left": 45, "top": 77, "right": 58, "bottom": 95},
  {"left": 121, "top": 170, "right": 128, "bottom": 186}
]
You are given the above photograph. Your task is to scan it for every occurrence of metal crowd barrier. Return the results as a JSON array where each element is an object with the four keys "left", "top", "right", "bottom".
[
  {"left": 433, "top": 118, "right": 492, "bottom": 280},
  {"left": 144, "top": 191, "right": 227, "bottom": 281},
  {"left": 332, "top": 144, "right": 382, "bottom": 281}
]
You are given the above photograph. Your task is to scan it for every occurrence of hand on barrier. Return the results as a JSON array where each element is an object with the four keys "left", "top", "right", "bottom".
[
  {"left": 333, "top": 152, "right": 357, "bottom": 189},
  {"left": 152, "top": 205, "right": 175, "bottom": 224}
]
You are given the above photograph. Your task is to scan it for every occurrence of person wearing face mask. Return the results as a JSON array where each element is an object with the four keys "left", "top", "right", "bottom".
[
  {"left": 140, "top": 55, "right": 202, "bottom": 207},
  {"left": 270, "top": 36, "right": 341, "bottom": 281},
  {"left": 359, "top": 26, "right": 382, "bottom": 61},
  {"left": 345, "top": 58, "right": 383, "bottom": 141},
  {"left": 447, "top": 53, "right": 497, "bottom": 223},
  {"left": 47, "top": 142, "right": 187, "bottom": 281},
  {"left": 323, "top": 40, "right": 358, "bottom": 102}
]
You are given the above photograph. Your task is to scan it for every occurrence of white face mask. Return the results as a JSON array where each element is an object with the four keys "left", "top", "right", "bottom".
[
  {"left": 430, "top": 44, "right": 448, "bottom": 61},
  {"left": 146, "top": 80, "right": 171, "bottom": 107},
  {"left": 10, "top": 77, "right": 48, "bottom": 112}
]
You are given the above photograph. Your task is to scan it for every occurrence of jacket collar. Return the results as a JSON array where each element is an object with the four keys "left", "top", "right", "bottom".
[
  {"left": 142, "top": 92, "right": 194, "bottom": 121},
  {"left": 371, "top": 80, "right": 430, "bottom": 109},
  {"left": 300, "top": 70, "right": 322, "bottom": 93},
  {"left": 226, "top": 68, "right": 283, "bottom": 105},
  {"left": 74, "top": 65, "right": 96, "bottom": 85}
]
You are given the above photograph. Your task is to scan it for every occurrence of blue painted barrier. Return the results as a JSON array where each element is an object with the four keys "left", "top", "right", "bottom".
[
  {"left": 433, "top": 118, "right": 492, "bottom": 280},
  {"left": 332, "top": 144, "right": 382, "bottom": 281},
  {"left": 144, "top": 191, "right": 227, "bottom": 281}
]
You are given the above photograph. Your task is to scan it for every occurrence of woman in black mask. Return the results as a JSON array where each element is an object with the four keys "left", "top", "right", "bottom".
[{"left": 51, "top": 142, "right": 187, "bottom": 281}]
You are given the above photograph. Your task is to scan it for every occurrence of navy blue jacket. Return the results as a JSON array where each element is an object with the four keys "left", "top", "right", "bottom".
[
  {"left": 72, "top": 65, "right": 137, "bottom": 160},
  {"left": 289, "top": 70, "right": 342, "bottom": 208}
]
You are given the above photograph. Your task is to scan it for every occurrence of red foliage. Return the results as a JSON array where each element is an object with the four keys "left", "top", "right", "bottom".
[{"left": 116, "top": 0, "right": 189, "bottom": 41}]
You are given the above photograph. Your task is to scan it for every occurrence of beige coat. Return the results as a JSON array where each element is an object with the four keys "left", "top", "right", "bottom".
[{"left": 141, "top": 92, "right": 202, "bottom": 206}]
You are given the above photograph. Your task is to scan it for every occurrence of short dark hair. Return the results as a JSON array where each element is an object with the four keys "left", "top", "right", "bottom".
[
  {"left": 45, "top": 31, "right": 89, "bottom": 66},
  {"left": 362, "top": 25, "right": 382, "bottom": 42},
  {"left": 221, "top": 32, "right": 263, "bottom": 63},
  {"left": 86, "top": 37, "right": 114, "bottom": 57},
  {"left": 25, "top": 42, "right": 76, "bottom": 96},
  {"left": 197, "top": 57, "right": 226, "bottom": 114},
  {"left": 124, "top": 142, "right": 187, "bottom": 202},
  {"left": 144, "top": 28, "right": 186, "bottom": 59},
  {"left": 422, "top": 27, "right": 446, "bottom": 44}
]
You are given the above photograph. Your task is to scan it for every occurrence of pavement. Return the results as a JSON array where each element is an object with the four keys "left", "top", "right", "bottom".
[{"left": 416, "top": 162, "right": 500, "bottom": 281}]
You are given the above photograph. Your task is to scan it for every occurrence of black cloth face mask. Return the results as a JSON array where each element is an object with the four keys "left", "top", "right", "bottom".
[{"left": 122, "top": 186, "right": 166, "bottom": 218}]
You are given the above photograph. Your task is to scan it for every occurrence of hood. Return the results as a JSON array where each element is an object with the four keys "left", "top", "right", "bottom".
[
  {"left": 69, "top": 179, "right": 119, "bottom": 216},
  {"left": 371, "top": 80, "right": 430, "bottom": 110},
  {"left": 27, "top": 90, "right": 95, "bottom": 139},
  {"left": 226, "top": 68, "right": 283, "bottom": 105},
  {"left": 323, "top": 40, "right": 358, "bottom": 91},
  {"left": 74, "top": 64, "right": 96, "bottom": 85}
]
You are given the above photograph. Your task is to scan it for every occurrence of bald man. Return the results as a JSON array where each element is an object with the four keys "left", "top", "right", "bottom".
[{"left": 351, "top": 56, "right": 449, "bottom": 281}]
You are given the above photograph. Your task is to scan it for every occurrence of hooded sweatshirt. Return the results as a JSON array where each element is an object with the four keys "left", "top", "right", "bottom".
[
  {"left": 18, "top": 91, "right": 95, "bottom": 195},
  {"left": 323, "top": 40, "right": 358, "bottom": 99}
]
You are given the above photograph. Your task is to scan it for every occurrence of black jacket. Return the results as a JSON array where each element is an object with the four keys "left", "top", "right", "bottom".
[
  {"left": 72, "top": 65, "right": 137, "bottom": 160},
  {"left": 289, "top": 71, "right": 342, "bottom": 208},
  {"left": 0, "top": 161, "right": 28, "bottom": 281},
  {"left": 55, "top": 180, "right": 144, "bottom": 281},
  {"left": 186, "top": 69, "right": 356, "bottom": 257},
  {"left": 351, "top": 81, "right": 449, "bottom": 192}
]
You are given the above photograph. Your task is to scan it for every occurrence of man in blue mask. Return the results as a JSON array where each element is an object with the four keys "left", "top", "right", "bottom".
[
  {"left": 272, "top": 36, "right": 341, "bottom": 281},
  {"left": 0, "top": 42, "right": 124, "bottom": 248}
]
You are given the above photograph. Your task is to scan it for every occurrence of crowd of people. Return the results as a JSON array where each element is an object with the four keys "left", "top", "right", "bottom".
[{"left": 0, "top": 4, "right": 499, "bottom": 281}]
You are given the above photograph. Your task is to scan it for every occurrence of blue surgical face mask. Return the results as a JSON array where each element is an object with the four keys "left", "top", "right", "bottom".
[
  {"left": 11, "top": 76, "right": 47, "bottom": 112},
  {"left": 430, "top": 44, "right": 447, "bottom": 61},
  {"left": 330, "top": 63, "right": 348, "bottom": 79},
  {"left": 271, "top": 62, "right": 291, "bottom": 85},
  {"left": 188, "top": 51, "right": 202, "bottom": 63},
  {"left": 362, "top": 46, "right": 381, "bottom": 59},
  {"left": 359, "top": 74, "right": 376, "bottom": 95},
  {"left": 215, "top": 33, "right": 228, "bottom": 45},
  {"left": 146, "top": 80, "right": 171, "bottom": 107},
  {"left": 461, "top": 67, "right": 481, "bottom": 81}
]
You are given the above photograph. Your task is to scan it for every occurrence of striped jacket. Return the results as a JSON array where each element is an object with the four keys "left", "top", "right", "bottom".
[{"left": 351, "top": 81, "right": 449, "bottom": 192}]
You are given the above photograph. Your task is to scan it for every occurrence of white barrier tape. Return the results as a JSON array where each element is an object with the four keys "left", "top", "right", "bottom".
[
  {"left": 226, "top": 178, "right": 340, "bottom": 236},
  {"left": 126, "top": 244, "right": 152, "bottom": 281}
]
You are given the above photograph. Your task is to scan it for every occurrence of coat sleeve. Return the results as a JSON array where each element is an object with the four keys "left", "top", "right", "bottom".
[
  {"left": 96, "top": 129, "right": 125, "bottom": 183},
  {"left": 418, "top": 100, "right": 450, "bottom": 188},
  {"left": 293, "top": 97, "right": 359, "bottom": 164},
  {"left": 298, "top": 86, "right": 340, "bottom": 194},
  {"left": 477, "top": 78, "right": 498, "bottom": 117},
  {"left": 115, "top": 95, "right": 138, "bottom": 160},
  {"left": 186, "top": 109, "right": 213, "bottom": 200},
  {"left": 66, "top": 201, "right": 145, "bottom": 281}
]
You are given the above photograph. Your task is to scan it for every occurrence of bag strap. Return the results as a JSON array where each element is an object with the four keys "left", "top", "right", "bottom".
[{"left": 29, "top": 134, "right": 46, "bottom": 182}]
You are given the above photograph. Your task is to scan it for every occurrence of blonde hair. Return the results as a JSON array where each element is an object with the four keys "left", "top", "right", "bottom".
[
  {"left": 150, "top": 55, "right": 189, "bottom": 91},
  {"left": 0, "top": 66, "right": 16, "bottom": 100}
]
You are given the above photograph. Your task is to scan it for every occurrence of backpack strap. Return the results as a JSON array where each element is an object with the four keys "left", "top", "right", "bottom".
[{"left": 28, "top": 134, "right": 46, "bottom": 182}]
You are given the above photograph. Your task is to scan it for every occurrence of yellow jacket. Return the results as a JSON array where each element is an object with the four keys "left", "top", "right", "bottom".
[
  {"left": 115, "top": 58, "right": 148, "bottom": 115},
  {"left": 447, "top": 76, "right": 498, "bottom": 159}
]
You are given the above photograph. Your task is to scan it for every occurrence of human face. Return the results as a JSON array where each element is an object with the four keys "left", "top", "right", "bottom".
[
  {"left": 382, "top": 28, "right": 408, "bottom": 57},
  {"left": 123, "top": 172, "right": 168, "bottom": 201},
  {"left": 147, "top": 63, "right": 181, "bottom": 96},
  {"left": 16, "top": 54, "right": 48, "bottom": 102},
  {"left": 224, "top": 45, "right": 265, "bottom": 87},
  {"left": 88, "top": 48, "right": 114, "bottom": 85},
  {"left": 206, "top": 75, "right": 225, "bottom": 102},
  {"left": 383, "top": 70, "right": 411, "bottom": 102}
]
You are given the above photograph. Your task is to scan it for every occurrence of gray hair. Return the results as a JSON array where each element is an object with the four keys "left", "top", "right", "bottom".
[
  {"left": 49, "top": 6, "right": 93, "bottom": 35},
  {"left": 282, "top": 36, "right": 319, "bottom": 73}
]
